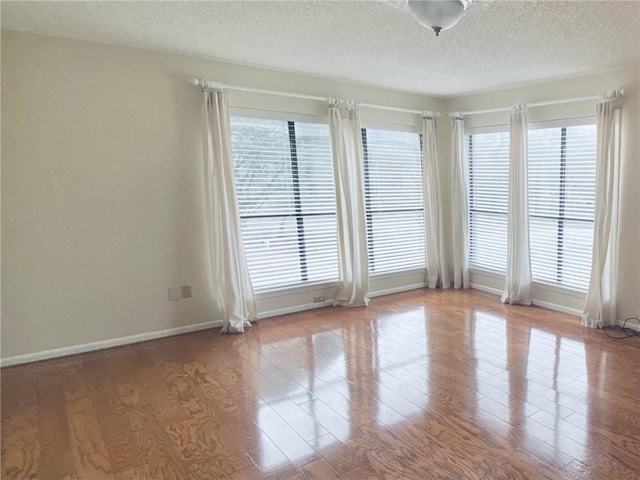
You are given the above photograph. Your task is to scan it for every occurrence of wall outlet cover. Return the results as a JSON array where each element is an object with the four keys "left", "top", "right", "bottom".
[{"left": 181, "top": 285, "right": 192, "bottom": 299}]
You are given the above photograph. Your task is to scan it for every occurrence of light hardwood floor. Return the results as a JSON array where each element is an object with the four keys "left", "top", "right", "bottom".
[{"left": 2, "top": 289, "right": 639, "bottom": 479}]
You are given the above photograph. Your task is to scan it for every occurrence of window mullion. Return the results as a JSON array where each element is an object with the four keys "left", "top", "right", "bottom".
[
  {"left": 468, "top": 135, "right": 474, "bottom": 211},
  {"left": 288, "top": 121, "right": 308, "bottom": 282},
  {"left": 362, "top": 128, "right": 375, "bottom": 273},
  {"left": 556, "top": 126, "right": 567, "bottom": 284}
]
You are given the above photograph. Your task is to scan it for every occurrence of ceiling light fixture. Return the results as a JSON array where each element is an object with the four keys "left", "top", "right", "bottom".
[{"left": 406, "top": 0, "right": 471, "bottom": 36}]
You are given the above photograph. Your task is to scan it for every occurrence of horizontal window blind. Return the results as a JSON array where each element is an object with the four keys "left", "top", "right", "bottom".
[
  {"left": 363, "top": 128, "right": 425, "bottom": 274},
  {"left": 528, "top": 124, "right": 596, "bottom": 291},
  {"left": 467, "top": 131, "right": 510, "bottom": 272},
  {"left": 231, "top": 117, "right": 338, "bottom": 291}
]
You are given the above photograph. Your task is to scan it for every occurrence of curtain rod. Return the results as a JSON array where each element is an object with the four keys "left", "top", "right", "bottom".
[
  {"left": 190, "top": 78, "right": 434, "bottom": 116},
  {"left": 453, "top": 88, "right": 626, "bottom": 117}
]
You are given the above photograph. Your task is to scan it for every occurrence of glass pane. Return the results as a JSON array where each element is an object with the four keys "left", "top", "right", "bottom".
[
  {"left": 231, "top": 117, "right": 339, "bottom": 292},
  {"left": 231, "top": 117, "right": 294, "bottom": 216},
  {"left": 469, "top": 210, "right": 507, "bottom": 272},
  {"left": 364, "top": 128, "right": 426, "bottom": 274},
  {"left": 528, "top": 128, "right": 561, "bottom": 218},
  {"left": 530, "top": 216, "right": 559, "bottom": 285},
  {"left": 467, "top": 131, "right": 509, "bottom": 273},
  {"left": 368, "top": 211, "right": 426, "bottom": 274},
  {"left": 561, "top": 220, "right": 594, "bottom": 291},
  {"left": 241, "top": 216, "right": 301, "bottom": 290},
  {"left": 527, "top": 123, "right": 596, "bottom": 292},
  {"left": 468, "top": 132, "right": 509, "bottom": 214},
  {"left": 295, "top": 122, "right": 336, "bottom": 214},
  {"left": 564, "top": 125, "right": 597, "bottom": 221},
  {"left": 303, "top": 214, "right": 339, "bottom": 284}
]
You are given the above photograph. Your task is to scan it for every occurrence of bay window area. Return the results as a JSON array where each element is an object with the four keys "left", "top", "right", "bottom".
[{"left": 466, "top": 121, "right": 597, "bottom": 294}]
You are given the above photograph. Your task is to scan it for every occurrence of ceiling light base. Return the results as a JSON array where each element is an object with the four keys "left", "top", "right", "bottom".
[{"left": 406, "top": 0, "right": 471, "bottom": 36}]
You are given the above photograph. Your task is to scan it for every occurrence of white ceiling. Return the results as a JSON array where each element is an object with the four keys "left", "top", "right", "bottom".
[{"left": 2, "top": 1, "right": 639, "bottom": 97}]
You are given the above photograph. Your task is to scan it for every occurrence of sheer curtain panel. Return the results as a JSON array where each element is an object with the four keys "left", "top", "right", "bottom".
[
  {"left": 501, "top": 106, "right": 533, "bottom": 305},
  {"left": 451, "top": 116, "right": 470, "bottom": 289},
  {"left": 582, "top": 95, "right": 623, "bottom": 328},
  {"left": 328, "top": 100, "right": 370, "bottom": 306},
  {"left": 423, "top": 114, "right": 449, "bottom": 289},
  {"left": 202, "top": 89, "right": 257, "bottom": 332}
]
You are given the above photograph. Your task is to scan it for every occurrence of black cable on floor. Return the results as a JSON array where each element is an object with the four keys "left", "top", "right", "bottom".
[{"left": 602, "top": 317, "right": 640, "bottom": 339}]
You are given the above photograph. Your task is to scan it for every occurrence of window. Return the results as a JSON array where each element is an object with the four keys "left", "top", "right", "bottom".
[
  {"left": 362, "top": 128, "right": 425, "bottom": 274},
  {"left": 467, "top": 124, "right": 597, "bottom": 292},
  {"left": 467, "top": 131, "right": 510, "bottom": 272},
  {"left": 528, "top": 123, "right": 596, "bottom": 291},
  {"left": 230, "top": 117, "right": 338, "bottom": 292}
]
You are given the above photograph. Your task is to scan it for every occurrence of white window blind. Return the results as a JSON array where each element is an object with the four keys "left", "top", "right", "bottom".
[
  {"left": 467, "top": 131, "right": 510, "bottom": 272},
  {"left": 230, "top": 117, "right": 338, "bottom": 292},
  {"left": 362, "top": 128, "right": 425, "bottom": 275},
  {"left": 528, "top": 124, "right": 596, "bottom": 291}
]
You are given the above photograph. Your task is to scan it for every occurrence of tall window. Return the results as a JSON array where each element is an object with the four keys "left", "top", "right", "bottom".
[
  {"left": 528, "top": 123, "right": 596, "bottom": 291},
  {"left": 362, "top": 128, "right": 425, "bottom": 274},
  {"left": 467, "top": 131, "right": 510, "bottom": 272},
  {"left": 230, "top": 117, "right": 338, "bottom": 292},
  {"left": 467, "top": 124, "right": 597, "bottom": 292}
]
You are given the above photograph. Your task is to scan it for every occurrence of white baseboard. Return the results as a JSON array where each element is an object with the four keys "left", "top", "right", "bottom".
[
  {"left": 0, "top": 319, "right": 224, "bottom": 368},
  {"left": 470, "top": 283, "right": 581, "bottom": 317},
  {"left": 1, "top": 285, "right": 424, "bottom": 367}
]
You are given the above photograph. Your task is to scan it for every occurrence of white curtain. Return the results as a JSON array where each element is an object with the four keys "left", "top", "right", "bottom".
[
  {"left": 423, "top": 114, "right": 450, "bottom": 289},
  {"left": 582, "top": 95, "right": 623, "bottom": 328},
  {"left": 328, "top": 99, "right": 369, "bottom": 306},
  {"left": 202, "top": 89, "right": 257, "bottom": 332},
  {"left": 450, "top": 115, "right": 470, "bottom": 289},
  {"left": 501, "top": 105, "right": 533, "bottom": 305}
]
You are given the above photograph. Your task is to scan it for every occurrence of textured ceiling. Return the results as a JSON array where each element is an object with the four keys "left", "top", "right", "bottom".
[{"left": 2, "top": 1, "right": 639, "bottom": 97}]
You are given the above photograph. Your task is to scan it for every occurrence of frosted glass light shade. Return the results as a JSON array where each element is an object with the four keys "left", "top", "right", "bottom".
[{"left": 406, "top": 0, "right": 471, "bottom": 36}]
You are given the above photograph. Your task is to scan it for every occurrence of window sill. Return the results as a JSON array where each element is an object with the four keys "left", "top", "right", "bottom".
[
  {"left": 532, "top": 281, "right": 586, "bottom": 299},
  {"left": 370, "top": 267, "right": 426, "bottom": 281},
  {"left": 256, "top": 281, "right": 338, "bottom": 299},
  {"left": 469, "top": 267, "right": 587, "bottom": 299}
]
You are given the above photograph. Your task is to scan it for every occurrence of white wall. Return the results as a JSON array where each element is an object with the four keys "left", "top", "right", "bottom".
[
  {"left": 446, "top": 66, "right": 640, "bottom": 319},
  {"left": 3, "top": 30, "right": 638, "bottom": 364},
  {"left": 1, "top": 30, "right": 445, "bottom": 362}
]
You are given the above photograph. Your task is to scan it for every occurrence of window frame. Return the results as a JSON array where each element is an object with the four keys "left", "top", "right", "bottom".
[
  {"left": 230, "top": 111, "right": 339, "bottom": 293},
  {"left": 465, "top": 126, "right": 511, "bottom": 274},
  {"left": 465, "top": 117, "right": 597, "bottom": 295},
  {"left": 360, "top": 123, "right": 426, "bottom": 276},
  {"left": 527, "top": 117, "right": 597, "bottom": 292}
]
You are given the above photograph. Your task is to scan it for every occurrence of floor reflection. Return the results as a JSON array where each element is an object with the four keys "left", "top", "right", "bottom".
[
  {"left": 240, "top": 293, "right": 639, "bottom": 478},
  {"left": 8, "top": 290, "right": 635, "bottom": 478}
]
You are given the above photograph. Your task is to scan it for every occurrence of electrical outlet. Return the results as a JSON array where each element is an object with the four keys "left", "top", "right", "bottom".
[
  {"left": 313, "top": 296, "right": 326, "bottom": 303},
  {"left": 168, "top": 287, "right": 181, "bottom": 301},
  {"left": 181, "top": 285, "right": 192, "bottom": 299}
]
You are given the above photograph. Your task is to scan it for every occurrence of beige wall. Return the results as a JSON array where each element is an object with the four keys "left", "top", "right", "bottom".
[
  {"left": 446, "top": 66, "right": 640, "bottom": 319},
  {"left": 2, "top": 30, "right": 638, "bottom": 363},
  {"left": 1, "top": 31, "right": 444, "bottom": 361}
]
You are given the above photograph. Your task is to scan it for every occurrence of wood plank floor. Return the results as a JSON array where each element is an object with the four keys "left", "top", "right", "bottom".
[{"left": 2, "top": 289, "right": 640, "bottom": 479}]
